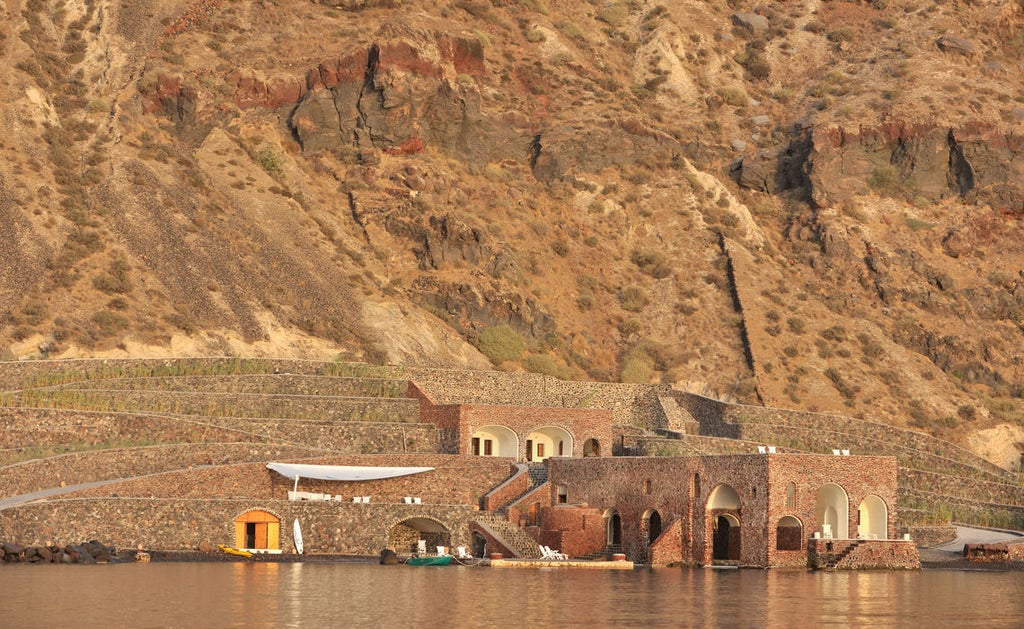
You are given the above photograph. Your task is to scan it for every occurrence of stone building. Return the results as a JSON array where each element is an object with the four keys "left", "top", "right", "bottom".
[
  {"left": 529, "top": 452, "right": 917, "bottom": 568},
  {"left": 409, "top": 382, "right": 612, "bottom": 461}
]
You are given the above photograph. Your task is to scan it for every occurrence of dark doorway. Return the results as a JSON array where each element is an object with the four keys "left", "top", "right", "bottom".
[
  {"left": 713, "top": 515, "right": 740, "bottom": 561},
  {"left": 472, "top": 532, "right": 487, "bottom": 558},
  {"left": 526, "top": 439, "right": 534, "bottom": 461},
  {"left": 608, "top": 512, "right": 622, "bottom": 546},
  {"left": 245, "top": 522, "right": 257, "bottom": 549},
  {"left": 648, "top": 511, "right": 662, "bottom": 545},
  {"left": 472, "top": 437, "right": 480, "bottom": 456}
]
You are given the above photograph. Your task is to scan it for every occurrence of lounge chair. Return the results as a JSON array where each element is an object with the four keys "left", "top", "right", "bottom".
[
  {"left": 456, "top": 546, "right": 471, "bottom": 559},
  {"left": 541, "top": 545, "right": 568, "bottom": 560}
]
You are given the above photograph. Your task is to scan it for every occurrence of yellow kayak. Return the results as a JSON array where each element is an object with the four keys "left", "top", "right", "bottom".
[{"left": 218, "top": 544, "right": 253, "bottom": 558}]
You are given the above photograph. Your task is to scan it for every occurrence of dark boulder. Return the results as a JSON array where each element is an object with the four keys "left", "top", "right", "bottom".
[{"left": 379, "top": 548, "right": 400, "bottom": 565}]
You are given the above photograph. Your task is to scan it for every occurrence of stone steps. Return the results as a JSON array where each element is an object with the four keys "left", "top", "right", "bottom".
[{"left": 474, "top": 513, "right": 542, "bottom": 558}]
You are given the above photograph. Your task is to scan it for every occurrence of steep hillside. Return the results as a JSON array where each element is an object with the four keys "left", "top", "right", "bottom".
[{"left": 1, "top": 0, "right": 1023, "bottom": 467}]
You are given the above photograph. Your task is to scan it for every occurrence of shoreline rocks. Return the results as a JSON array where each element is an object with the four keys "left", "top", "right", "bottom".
[{"left": 1, "top": 540, "right": 122, "bottom": 565}]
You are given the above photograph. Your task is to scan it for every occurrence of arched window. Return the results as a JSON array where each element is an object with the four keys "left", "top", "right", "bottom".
[
  {"left": 786, "top": 482, "right": 796, "bottom": 509},
  {"left": 816, "top": 483, "right": 850, "bottom": 539},
  {"left": 776, "top": 516, "right": 802, "bottom": 551},
  {"left": 857, "top": 495, "right": 888, "bottom": 539}
]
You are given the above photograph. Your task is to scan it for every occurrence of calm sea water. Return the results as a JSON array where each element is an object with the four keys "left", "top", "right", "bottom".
[{"left": 2, "top": 562, "right": 1023, "bottom": 628}]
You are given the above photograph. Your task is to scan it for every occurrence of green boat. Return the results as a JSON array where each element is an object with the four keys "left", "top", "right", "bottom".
[{"left": 406, "top": 555, "right": 453, "bottom": 566}]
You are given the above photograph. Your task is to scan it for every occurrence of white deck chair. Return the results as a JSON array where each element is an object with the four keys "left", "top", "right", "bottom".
[
  {"left": 457, "top": 546, "right": 471, "bottom": 559},
  {"left": 437, "top": 546, "right": 447, "bottom": 556},
  {"left": 417, "top": 540, "right": 427, "bottom": 555}
]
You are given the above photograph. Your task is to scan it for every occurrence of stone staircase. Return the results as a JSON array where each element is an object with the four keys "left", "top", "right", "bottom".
[
  {"left": 821, "top": 540, "right": 864, "bottom": 569},
  {"left": 574, "top": 543, "right": 622, "bottom": 561},
  {"left": 474, "top": 513, "right": 542, "bottom": 559},
  {"left": 527, "top": 462, "right": 548, "bottom": 488}
]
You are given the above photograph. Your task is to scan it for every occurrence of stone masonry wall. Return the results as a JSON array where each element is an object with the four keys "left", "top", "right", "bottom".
[
  {"left": 407, "top": 368, "right": 666, "bottom": 428},
  {"left": 0, "top": 406, "right": 440, "bottom": 462},
  {"left": 58, "top": 454, "right": 515, "bottom": 508},
  {"left": 807, "top": 539, "right": 920, "bottom": 570},
  {"left": 0, "top": 443, "right": 323, "bottom": 497},
  {"left": 0, "top": 498, "right": 478, "bottom": 554}
]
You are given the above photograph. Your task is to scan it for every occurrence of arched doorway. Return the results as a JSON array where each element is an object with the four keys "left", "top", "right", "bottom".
[
  {"left": 388, "top": 517, "right": 451, "bottom": 554},
  {"left": 713, "top": 514, "right": 740, "bottom": 560},
  {"left": 776, "top": 516, "right": 802, "bottom": 551},
  {"left": 707, "top": 484, "right": 741, "bottom": 562},
  {"left": 644, "top": 509, "right": 663, "bottom": 545},
  {"left": 858, "top": 495, "right": 888, "bottom": 539},
  {"left": 604, "top": 508, "right": 622, "bottom": 547},
  {"left": 471, "top": 531, "right": 487, "bottom": 558},
  {"left": 470, "top": 425, "right": 518, "bottom": 457},
  {"left": 234, "top": 510, "right": 280, "bottom": 551},
  {"left": 583, "top": 438, "right": 601, "bottom": 457},
  {"left": 816, "top": 483, "right": 850, "bottom": 539},
  {"left": 525, "top": 426, "right": 573, "bottom": 462}
]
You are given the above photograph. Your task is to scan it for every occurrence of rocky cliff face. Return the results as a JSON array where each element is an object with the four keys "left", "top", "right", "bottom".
[{"left": 1, "top": 0, "right": 1023, "bottom": 468}]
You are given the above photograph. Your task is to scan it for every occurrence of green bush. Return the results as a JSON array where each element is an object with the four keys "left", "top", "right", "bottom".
[
  {"left": 477, "top": 325, "right": 526, "bottom": 363},
  {"left": 619, "top": 285, "right": 650, "bottom": 312},
  {"left": 255, "top": 148, "right": 283, "bottom": 174},
  {"left": 524, "top": 354, "right": 571, "bottom": 379}
]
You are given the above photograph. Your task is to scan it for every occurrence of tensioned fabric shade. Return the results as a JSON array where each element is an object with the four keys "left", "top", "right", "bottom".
[{"left": 266, "top": 462, "right": 434, "bottom": 481}]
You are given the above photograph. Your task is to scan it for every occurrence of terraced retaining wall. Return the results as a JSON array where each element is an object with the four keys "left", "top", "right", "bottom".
[{"left": 0, "top": 498, "right": 479, "bottom": 554}]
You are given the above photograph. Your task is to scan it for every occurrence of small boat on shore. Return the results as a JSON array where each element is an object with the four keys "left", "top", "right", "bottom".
[
  {"left": 406, "top": 555, "right": 453, "bottom": 566},
  {"left": 218, "top": 545, "right": 253, "bottom": 558}
]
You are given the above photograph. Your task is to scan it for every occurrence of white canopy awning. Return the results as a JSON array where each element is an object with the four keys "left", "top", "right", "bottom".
[{"left": 267, "top": 462, "right": 434, "bottom": 482}]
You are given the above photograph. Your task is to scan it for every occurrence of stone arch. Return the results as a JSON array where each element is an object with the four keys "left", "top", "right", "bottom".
[
  {"left": 706, "top": 484, "right": 742, "bottom": 562},
  {"left": 526, "top": 425, "right": 573, "bottom": 462},
  {"left": 858, "top": 494, "right": 888, "bottom": 539},
  {"left": 388, "top": 517, "right": 452, "bottom": 555},
  {"left": 707, "top": 483, "right": 741, "bottom": 510},
  {"left": 604, "top": 508, "right": 622, "bottom": 546},
  {"left": 583, "top": 438, "right": 601, "bottom": 457},
  {"left": 776, "top": 515, "right": 803, "bottom": 551},
  {"left": 234, "top": 509, "right": 281, "bottom": 551},
  {"left": 816, "top": 483, "right": 850, "bottom": 539},
  {"left": 471, "top": 531, "right": 487, "bottom": 558},
  {"left": 471, "top": 425, "right": 518, "bottom": 457}
]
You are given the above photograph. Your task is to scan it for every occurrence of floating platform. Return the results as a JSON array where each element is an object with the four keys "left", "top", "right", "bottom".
[{"left": 490, "top": 558, "right": 635, "bottom": 570}]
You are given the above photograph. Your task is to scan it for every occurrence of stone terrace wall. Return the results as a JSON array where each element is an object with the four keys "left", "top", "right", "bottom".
[
  {"left": 60, "top": 454, "right": 515, "bottom": 508},
  {"left": 735, "top": 422, "right": 1008, "bottom": 483},
  {"left": 0, "top": 358, "right": 407, "bottom": 391},
  {"left": 0, "top": 407, "right": 251, "bottom": 449},
  {"left": 721, "top": 404, "right": 1012, "bottom": 480},
  {"left": 901, "top": 488, "right": 1024, "bottom": 529},
  {"left": 0, "top": 443, "right": 323, "bottom": 497},
  {"left": 0, "top": 498, "right": 478, "bottom": 553},
  {"left": 13, "top": 390, "right": 421, "bottom": 423},
  {"left": 56, "top": 375, "right": 409, "bottom": 397},
  {"left": 0, "top": 407, "right": 440, "bottom": 462},
  {"left": 899, "top": 469, "right": 1024, "bottom": 507},
  {"left": 627, "top": 435, "right": 768, "bottom": 457},
  {"left": 408, "top": 368, "right": 667, "bottom": 429}
]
